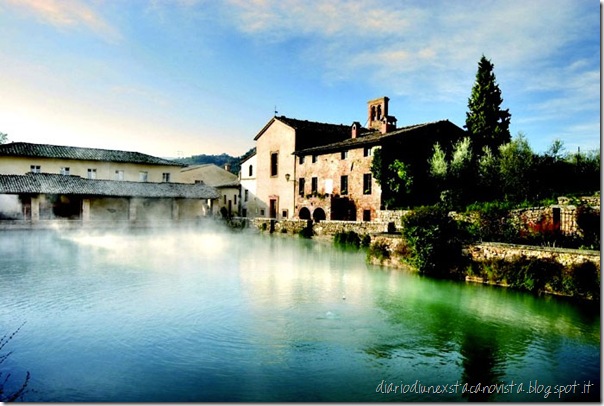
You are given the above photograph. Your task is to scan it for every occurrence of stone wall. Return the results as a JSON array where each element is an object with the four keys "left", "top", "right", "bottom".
[
  {"left": 466, "top": 242, "right": 600, "bottom": 269},
  {"left": 376, "top": 210, "right": 410, "bottom": 229},
  {"left": 251, "top": 218, "right": 388, "bottom": 236}
]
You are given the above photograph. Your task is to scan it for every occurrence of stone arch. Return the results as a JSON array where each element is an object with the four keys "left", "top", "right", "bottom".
[
  {"left": 312, "top": 207, "right": 326, "bottom": 222},
  {"left": 299, "top": 207, "right": 311, "bottom": 220}
]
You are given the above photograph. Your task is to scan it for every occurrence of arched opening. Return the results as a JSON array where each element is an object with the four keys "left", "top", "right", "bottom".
[
  {"left": 312, "top": 207, "right": 326, "bottom": 223},
  {"left": 299, "top": 207, "right": 311, "bottom": 220}
]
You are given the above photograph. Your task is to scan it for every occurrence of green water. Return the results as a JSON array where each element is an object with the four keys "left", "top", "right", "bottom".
[{"left": 0, "top": 228, "right": 599, "bottom": 401}]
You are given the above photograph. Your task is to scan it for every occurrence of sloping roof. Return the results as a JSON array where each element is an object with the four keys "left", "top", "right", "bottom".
[
  {"left": 180, "top": 164, "right": 240, "bottom": 188},
  {"left": 253, "top": 116, "right": 357, "bottom": 151},
  {"left": 240, "top": 147, "right": 256, "bottom": 163},
  {"left": 294, "top": 120, "right": 464, "bottom": 155},
  {"left": 0, "top": 142, "right": 185, "bottom": 167},
  {"left": 0, "top": 173, "right": 219, "bottom": 199}
]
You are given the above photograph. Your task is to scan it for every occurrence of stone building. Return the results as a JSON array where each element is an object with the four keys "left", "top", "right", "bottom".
[
  {"left": 0, "top": 142, "right": 219, "bottom": 224},
  {"left": 180, "top": 163, "right": 240, "bottom": 217},
  {"left": 238, "top": 148, "right": 262, "bottom": 218},
  {"left": 253, "top": 96, "right": 466, "bottom": 221},
  {"left": 253, "top": 114, "right": 351, "bottom": 219}
]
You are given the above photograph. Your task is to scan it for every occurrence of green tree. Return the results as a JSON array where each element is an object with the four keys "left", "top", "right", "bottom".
[
  {"left": 428, "top": 137, "right": 475, "bottom": 208},
  {"left": 477, "top": 146, "right": 499, "bottom": 200},
  {"left": 465, "top": 55, "right": 511, "bottom": 153},
  {"left": 498, "top": 133, "right": 533, "bottom": 202},
  {"left": 0, "top": 132, "right": 7, "bottom": 144}
]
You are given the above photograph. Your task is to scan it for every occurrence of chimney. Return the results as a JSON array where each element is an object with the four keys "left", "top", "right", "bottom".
[
  {"left": 224, "top": 163, "right": 231, "bottom": 172},
  {"left": 351, "top": 121, "right": 361, "bottom": 139}
]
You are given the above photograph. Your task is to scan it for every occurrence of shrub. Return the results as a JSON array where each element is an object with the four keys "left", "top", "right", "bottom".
[
  {"left": 0, "top": 324, "right": 30, "bottom": 402},
  {"left": 576, "top": 204, "right": 600, "bottom": 250},
  {"left": 334, "top": 231, "right": 361, "bottom": 248},
  {"left": 561, "top": 261, "right": 600, "bottom": 300},
  {"left": 298, "top": 222, "right": 314, "bottom": 239},
  {"left": 361, "top": 234, "right": 371, "bottom": 248},
  {"left": 401, "top": 205, "right": 463, "bottom": 277},
  {"left": 367, "top": 240, "right": 390, "bottom": 263},
  {"left": 464, "top": 200, "right": 518, "bottom": 243}
]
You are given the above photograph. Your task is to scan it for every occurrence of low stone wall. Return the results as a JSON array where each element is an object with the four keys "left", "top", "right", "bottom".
[
  {"left": 466, "top": 242, "right": 600, "bottom": 269},
  {"left": 251, "top": 218, "right": 388, "bottom": 236},
  {"left": 376, "top": 210, "right": 410, "bottom": 229}
]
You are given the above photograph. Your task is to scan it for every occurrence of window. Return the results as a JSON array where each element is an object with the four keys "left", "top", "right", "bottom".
[
  {"left": 162, "top": 173, "right": 171, "bottom": 182},
  {"left": 363, "top": 173, "right": 372, "bottom": 194},
  {"left": 139, "top": 171, "right": 148, "bottom": 182},
  {"left": 30, "top": 165, "right": 41, "bottom": 173},
  {"left": 260, "top": 209, "right": 265, "bottom": 216},
  {"left": 363, "top": 209, "right": 371, "bottom": 222},
  {"left": 234, "top": 194, "right": 237, "bottom": 205},
  {"left": 60, "top": 167, "right": 70, "bottom": 176},
  {"left": 341, "top": 150, "right": 348, "bottom": 160},
  {"left": 223, "top": 195, "right": 227, "bottom": 204},
  {"left": 340, "top": 175, "right": 348, "bottom": 195},
  {"left": 87, "top": 168, "right": 97, "bottom": 179},
  {"left": 312, "top": 155, "right": 317, "bottom": 163},
  {"left": 270, "top": 152, "right": 278, "bottom": 177},
  {"left": 364, "top": 146, "right": 373, "bottom": 157},
  {"left": 282, "top": 210, "right": 288, "bottom": 218},
  {"left": 244, "top": 190, "right": 249, "bottom": 202},
  {"left": 311, "top": 177, "right": 318, "bottom": 194},
  {"left": 299, "top": 155, "right": 305, "bottom": 165},
  {"left": 298, "top": 178, "right": 305, "bottom": 197},
  {"left": 248, "top": 165, "right": 253, "bottom": 177},
  {"left": 115, "top": 170, "right": 124, "bottom": 181}
]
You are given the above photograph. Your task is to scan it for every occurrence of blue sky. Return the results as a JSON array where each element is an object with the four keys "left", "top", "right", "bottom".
[{"left": 0, "top": 0, "right": 599, "bottom": 158}]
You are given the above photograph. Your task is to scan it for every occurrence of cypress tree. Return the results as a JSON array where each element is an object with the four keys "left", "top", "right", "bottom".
[{"left": 465, "top": 55, "right": 511, "bottom": 153}]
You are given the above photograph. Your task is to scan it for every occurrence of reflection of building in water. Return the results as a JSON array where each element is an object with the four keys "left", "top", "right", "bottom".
[{"left": 0, "top": 142, "right": 219, "bottom": 223}]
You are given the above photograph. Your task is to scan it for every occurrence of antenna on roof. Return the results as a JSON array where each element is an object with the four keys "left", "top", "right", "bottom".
[{"left": 274, "top": 106, "right": 278, "bottom": 116}]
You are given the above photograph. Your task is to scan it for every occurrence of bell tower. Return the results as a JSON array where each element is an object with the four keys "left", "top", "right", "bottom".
[{"left": 367, "top": 96, "right": 397, "bottom": 134}]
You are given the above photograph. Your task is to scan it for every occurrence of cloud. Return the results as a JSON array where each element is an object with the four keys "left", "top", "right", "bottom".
[{"left": 5, "top": 0, "right": 121, "bottom": 42}]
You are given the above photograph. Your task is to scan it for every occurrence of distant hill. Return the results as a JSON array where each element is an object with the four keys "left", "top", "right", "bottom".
[{"left": 173, "top": 147, "right": 255, "bottom": 175}]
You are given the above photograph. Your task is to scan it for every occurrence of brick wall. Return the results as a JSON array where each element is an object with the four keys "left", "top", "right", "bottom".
[{"left": 295, "top": 146, "right": 381, "bottom": 221}]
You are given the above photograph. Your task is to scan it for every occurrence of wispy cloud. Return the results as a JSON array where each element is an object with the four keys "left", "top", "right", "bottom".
[{"left": 5, "top": 0, "right": 121, "bottom": 42}]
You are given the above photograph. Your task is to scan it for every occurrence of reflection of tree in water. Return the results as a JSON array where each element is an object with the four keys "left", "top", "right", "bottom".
[{"left": 460, "top": 329, "right": 504, "bottom": 401}]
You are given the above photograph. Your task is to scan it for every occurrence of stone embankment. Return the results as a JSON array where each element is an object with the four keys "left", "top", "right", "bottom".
[{"left": 248, "top": 217, "right": 600, "bottom": 298}]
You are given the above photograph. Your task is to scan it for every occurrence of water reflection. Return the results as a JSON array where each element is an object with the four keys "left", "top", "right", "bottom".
[{"left": 0, "top": 229, "right": 599, "bottom": 402}]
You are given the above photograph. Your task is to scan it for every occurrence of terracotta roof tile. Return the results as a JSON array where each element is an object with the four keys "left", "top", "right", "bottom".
[
  {"left": 0, "top": 173, "right": 219, "bottom": 199},
  {"left": 0, "top": 142, "right": 185, "bottom": 167}
]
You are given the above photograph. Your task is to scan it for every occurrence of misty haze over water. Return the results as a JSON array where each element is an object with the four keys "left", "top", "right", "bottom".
[{"left": 0, "top": 226, "right": 599, "bottom": 401}]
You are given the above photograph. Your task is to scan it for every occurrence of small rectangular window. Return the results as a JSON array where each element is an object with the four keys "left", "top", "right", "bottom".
[
  {"left": 244, "top": 190, "right": 249, "bottom": 202},
  {"left": 270, "top": 152, "right": 278, "bottom": 177},
  {"left": 234, "top": 194, "right": 237, "bottom": 205},
  {"left": 248, "top": 165, "right": 253, "bottom": 177},
  {"left": 363, "top": 173, "right": 372, "bottom": 195},
  {"left": 282, "top": 210, "right": 288, "bottom": 218},
  {"left": 298, "top": 178, "right": 305, "bottom": 197},
  {"left": 299, "top": 155, "right": 305, "bottom": 165},
  {"left": 312, "top": 155, "right": 317, "bottom": 163},
  {"left": 30, "top": 165, "right": 41, "bottom": 173},
  {"left": 364, "top": 146, "right": 373, "bottom": 157},
  {"left": 311, "top": 177, "right": 318, "bottom": 194},
  {"left": 139, "top": 171, "right": 148, "bottom": 182},
  {"left": 115, "top": 170, "right": 124, "bottom": 181},
  {"left": 162, "top": 173, "right": 171, "bottom": 182},
  {"left": 363, "top": 209, "right": 371, "bottom": 222},
  {"left": 87, "top": 168, "right": 97, "bottom": 179},
  {"left": 60, "top": 167, "right": 70, "bottom": 176},
  {"left": 341, "top": 150, "right": 348, "bottom": 160},
  {"left": 340, "top": 175, "right": 348, "bottom": 195}
]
